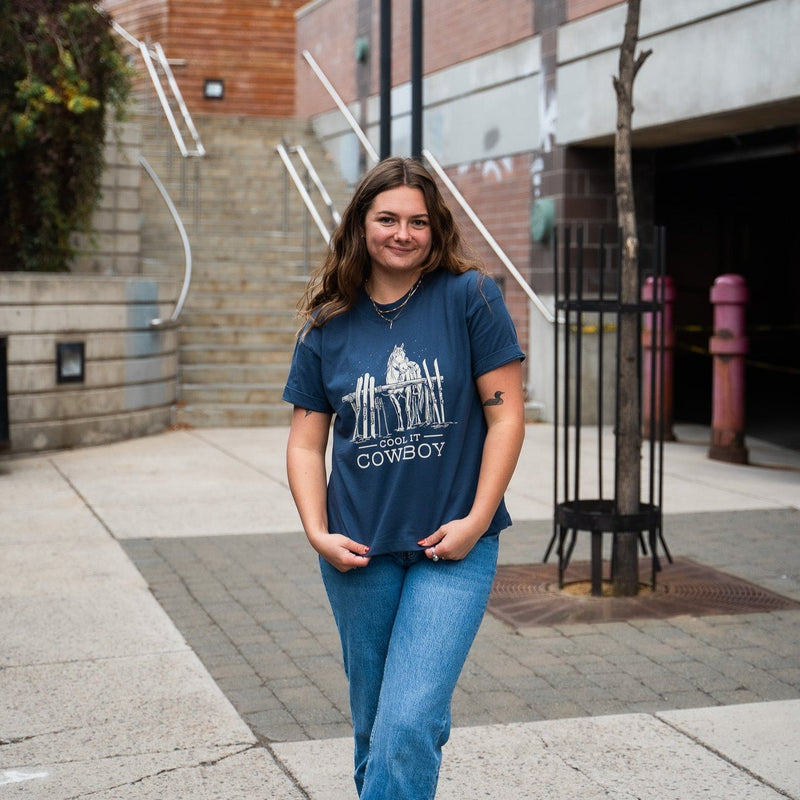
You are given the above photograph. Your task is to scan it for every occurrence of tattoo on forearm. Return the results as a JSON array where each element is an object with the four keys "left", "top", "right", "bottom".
[{"left": 483, "top": 390, "right": 505, "bottom": 407}]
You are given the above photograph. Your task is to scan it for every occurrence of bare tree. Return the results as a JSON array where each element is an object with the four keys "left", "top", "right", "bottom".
[{"left": 612, "top": 0, "right": 651, "bottom": 596}]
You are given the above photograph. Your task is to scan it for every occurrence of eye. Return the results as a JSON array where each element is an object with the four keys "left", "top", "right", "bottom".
[
  {"left": 377, "top": 215, "right": 396, "bottom": 225},
  {"left": 411, "top": 218, "right": 429, "bottom": 228}
]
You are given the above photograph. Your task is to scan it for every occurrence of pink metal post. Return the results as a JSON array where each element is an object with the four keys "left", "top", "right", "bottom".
[
  {"left": 709, "top": 274, "right": 749, "bottom": 464},
  {"left": 642, "top": 275, "right": 676, "bottom": 441}
]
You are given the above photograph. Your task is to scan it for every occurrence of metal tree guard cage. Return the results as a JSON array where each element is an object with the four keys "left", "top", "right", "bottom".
[{"left": 544, "top": 225, "right": 672, "bottom": 596}]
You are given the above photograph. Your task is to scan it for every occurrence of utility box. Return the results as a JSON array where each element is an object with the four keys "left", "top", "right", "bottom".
[{"left": 0, "top": 337, "right": 9, "bottom": 452}]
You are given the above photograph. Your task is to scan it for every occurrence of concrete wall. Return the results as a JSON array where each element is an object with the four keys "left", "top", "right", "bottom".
[
  {"left": 300, "top": 0, "right": 797, "bottom": 165},
  {"left": 71, "top": 121, "right": 142, "bottom": 276},
  {"left": 558, "top": 0, "right": 800, "bottom": 145},
  {"left": 0, "top": 276, "right": 178, "bottom": 454}
]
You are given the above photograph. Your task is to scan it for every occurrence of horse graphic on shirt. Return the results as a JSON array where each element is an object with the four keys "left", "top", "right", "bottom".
[
  {"left": 385, "top": 344, "right": 427, "bottom": 430},
  {"left": 344, "top": 344, "right": 449, "bottom": 442}
]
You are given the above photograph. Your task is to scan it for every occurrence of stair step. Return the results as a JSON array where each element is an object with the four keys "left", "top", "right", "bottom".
[
  {"left": 175, "top": 403, "right": 293, "bottom": 428},
  {"left": 180, "top": 363, "right": 291, "bottom": 383},
  {"left": 186, "top": 275, "right": 310, "bottom": 293},
  {"left": 137, "top": 112, "right": 351, "bottom": 428},
  {"left": 180, "top": 384, "right": 286, "bottom": 404},
  {"left": 185, "top": 292, "right": 306, "bottom": 312},
  {"left": 179, "top": 345, "right": 293, "bottom": 366},
  {"left": 180, "top": 309, "right": 300, "bottom": 328},
  {"left": 179, "top": 327, "right": 300, "bottom": 347}
]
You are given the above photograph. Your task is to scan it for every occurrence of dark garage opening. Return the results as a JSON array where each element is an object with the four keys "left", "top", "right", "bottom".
[{"left": 654, "top": 127, "right": 800, "bottom": 451}]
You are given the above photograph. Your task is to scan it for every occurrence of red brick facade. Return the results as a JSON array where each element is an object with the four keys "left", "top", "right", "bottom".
[
  {"left": 297, "top": 0, "right": 535, "bottom": 119},
  {"left": 102, "top": 0, "right": 307, "bottom": 117},
  {"left": 447, "top": 155, "right": 535, "bottom": 356},
  {"left": 565, "top": 0, "right": 623, "bottom": 22}
]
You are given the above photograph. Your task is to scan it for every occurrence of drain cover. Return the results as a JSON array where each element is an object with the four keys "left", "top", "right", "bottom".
[{"left": 488, "top": 557, "right": 800, "bottom": 627}]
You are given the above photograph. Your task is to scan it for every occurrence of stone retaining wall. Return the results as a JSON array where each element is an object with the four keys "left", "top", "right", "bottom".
[{"left": 0, "top": 275, "right": 178, "bottom": 454}]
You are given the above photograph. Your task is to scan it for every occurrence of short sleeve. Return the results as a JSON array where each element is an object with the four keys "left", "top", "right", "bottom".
[
  {"left": 282, "top": 327, "right": 334, "bottom": 413},
  {"left": 467, "top": 274, "right": 526, "bottom": 378}
]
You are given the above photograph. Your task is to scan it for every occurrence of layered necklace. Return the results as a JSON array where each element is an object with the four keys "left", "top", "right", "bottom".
[{"left": 366, "top": 275, "right": 423, "bottom": 329}]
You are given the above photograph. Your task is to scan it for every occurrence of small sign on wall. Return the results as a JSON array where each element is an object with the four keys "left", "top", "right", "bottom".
[{"left": 56, "top": 342, "right": 85, "bottom": 384}]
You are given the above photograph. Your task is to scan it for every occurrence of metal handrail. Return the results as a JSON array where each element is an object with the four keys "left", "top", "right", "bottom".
[
  {"left": 301, "top": 50, "right": 555, "bottom": 323},
  {"left": 302, "top": 50, "right": 379, "bottom": 165},
  {"left": 276, "top": 143, "right": 333, "bottom": 244},
  {"left": 139, "top": 156, "right": 192, "bottom": 328},
  {"left": 288, "top": 141, "right": 342, "bottom": 227},
  {"left": 150, "top": 43, "right": 205, "bottom": 157},
  {"left": 423, "top": 149, "right": 556, "bottom": 324},
  {"left": 95, "top": 5, "right": 205, "bottom": 158}
]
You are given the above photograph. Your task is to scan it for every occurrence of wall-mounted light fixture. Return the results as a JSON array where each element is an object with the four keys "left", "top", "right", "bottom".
[
  {"left": 56, "top": 342, "right": 85, "bottom": 384},
  {"left": 203, "top": 79, "right": 224, "bottom": 100}
]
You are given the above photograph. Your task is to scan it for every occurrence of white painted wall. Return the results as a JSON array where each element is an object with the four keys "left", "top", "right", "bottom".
[{"left": 557, "top": 0, "right": 798, "bottom": 144}]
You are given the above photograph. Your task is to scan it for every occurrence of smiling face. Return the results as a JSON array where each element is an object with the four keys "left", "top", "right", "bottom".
[{"left": 363, "top": 185, "right": 433, "bottom": 289}]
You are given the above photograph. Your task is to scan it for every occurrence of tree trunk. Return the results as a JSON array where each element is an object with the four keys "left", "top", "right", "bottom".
[{"left": 613, "top": 0, "right": 651, "bottom": 596}]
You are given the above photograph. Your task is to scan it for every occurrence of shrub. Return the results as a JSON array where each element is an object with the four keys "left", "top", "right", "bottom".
[{"left": 0, "top": 0, "right": 132, "bottom": 272}]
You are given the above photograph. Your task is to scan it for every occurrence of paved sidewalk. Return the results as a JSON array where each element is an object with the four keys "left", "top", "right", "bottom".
[{"left": 1, "top": 423, "right": 798, "bottom": 798}]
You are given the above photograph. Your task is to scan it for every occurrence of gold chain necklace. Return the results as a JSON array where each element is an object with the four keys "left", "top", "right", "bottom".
[{"left": 366, "top": 276, "right": 423, "bottom": 329}]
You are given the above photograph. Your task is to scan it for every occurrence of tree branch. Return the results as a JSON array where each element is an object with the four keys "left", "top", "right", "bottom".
[{"left": 633, "top": 48, "right": 653, "bottom": 79}]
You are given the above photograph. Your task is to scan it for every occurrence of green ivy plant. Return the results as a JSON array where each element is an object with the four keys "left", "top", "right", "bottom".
[{"left": 0, "top": 0, "right": 132, "bottom": 272}]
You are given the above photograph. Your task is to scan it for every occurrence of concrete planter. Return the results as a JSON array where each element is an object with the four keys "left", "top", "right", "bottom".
[{"left": 0, "top": 274, "right": 179, "bottom": 454}]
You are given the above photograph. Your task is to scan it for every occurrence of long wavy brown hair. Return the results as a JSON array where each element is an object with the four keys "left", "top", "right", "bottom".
[{"left": 298, "top": 157, "right": 483, "bottom": 331}]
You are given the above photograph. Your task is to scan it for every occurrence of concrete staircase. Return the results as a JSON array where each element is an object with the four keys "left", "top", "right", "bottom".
[{"left": 138, "top": 114, "right": 353, "bottom": 428}]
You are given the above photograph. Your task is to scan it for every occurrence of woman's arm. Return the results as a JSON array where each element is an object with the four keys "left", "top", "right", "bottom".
[
  {"left": 418, "top": 359, "right": 525, "bottom": 560},
  {"left": 286, "top": 406, "right": 371, "bottom": 571}
]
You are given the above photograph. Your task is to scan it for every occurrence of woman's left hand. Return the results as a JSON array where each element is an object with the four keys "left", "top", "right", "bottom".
[
  {"left": 418, "top": 517, "right": 484, "bottom": 562},
  {"left": 418, "top": 359, "right": 525, "bottom": 564}
]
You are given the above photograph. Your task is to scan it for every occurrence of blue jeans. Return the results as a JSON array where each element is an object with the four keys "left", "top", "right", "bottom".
[{"left": 320, "top": 534, "right": 499, "bottom": 800}]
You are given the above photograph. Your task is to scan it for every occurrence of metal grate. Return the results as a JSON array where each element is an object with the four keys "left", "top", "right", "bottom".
[{"left": 488, "top": 557, "right": 800, "bottom": 627}]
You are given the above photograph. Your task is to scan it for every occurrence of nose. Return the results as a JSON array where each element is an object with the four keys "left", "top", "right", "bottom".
[{"left": 394, "top": 223, "right": 412, "bottom": 241}]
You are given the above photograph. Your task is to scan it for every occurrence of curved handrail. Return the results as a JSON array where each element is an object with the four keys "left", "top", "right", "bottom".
[
  {"left": 276, "top": 142, "right": 333, "bottom": 245},
  {"left": 139, "top": 155, "right": 192, "bottom": 328},
  {"left": 423, "top": 149, "right": 556, "bottom": 324}
]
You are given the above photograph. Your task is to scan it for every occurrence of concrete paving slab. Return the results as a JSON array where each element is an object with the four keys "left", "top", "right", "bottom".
[
  {"left": 511, "top": 424, "right": 800, "bottom": 519},
  {"left": 0, "top": 458, "right": 108, "bottom": 544},
  {"left": 0, "top": 746, "right": 307, "bottom": 800},
  {"left": 273, "top": 738, "right": 356, "bottom": 800},
  {"left": 192, "top": 427, "right": 298, "bottom": 484},
  {"left": 1, "top": 652, "right": 255, "bottom": 766},
  {"left": 50, "top": 430, "right": 302, "bottom": 538},
  {"left": 274, "top": 710, "right": 791, "bottom": 799},
  {"left": 0, "top": 582, "right": 188, "bottom": 666},
  {"left": 0, "top": 537, "right": 141, "bottom": 594},
  {"left": 658, "top": 700, "right": 800, "bottom": 798}
]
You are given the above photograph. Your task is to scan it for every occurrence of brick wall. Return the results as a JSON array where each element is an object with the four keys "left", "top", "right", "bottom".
[
  {"left": 297, "top": 0, "right": 535, "bottom": 118},
  {"left": 442, "top": 155, "right": 534, "bottom": 370},
  {"left": 565, "top": 0, "right": 623, "bottom": 22},
  {"left": 391, "top": 0, "right": 534, "bottom": 84},
  {"left": 102, "top": 0, "right": 306, "bottom": 117}
]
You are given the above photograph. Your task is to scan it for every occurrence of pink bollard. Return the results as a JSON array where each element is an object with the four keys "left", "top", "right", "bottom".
[
  {"left": 642, "top": 276, "right": 676, "bottom": 441},
  {"left": 708, "top": 274, "right": 749, "bottom": 464}
]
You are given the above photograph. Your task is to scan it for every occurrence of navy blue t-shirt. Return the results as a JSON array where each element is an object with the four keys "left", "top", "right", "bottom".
[{"left": 283, "top": 269, "right": 525, "bottom": 556}]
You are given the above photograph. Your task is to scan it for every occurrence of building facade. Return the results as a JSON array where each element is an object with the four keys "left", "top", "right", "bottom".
[
  {"left": 102, "top": 0, "right": 309, "bottom": 117},
  {"left": 296, "top": 0, "right": 799, "bottom": 440}
]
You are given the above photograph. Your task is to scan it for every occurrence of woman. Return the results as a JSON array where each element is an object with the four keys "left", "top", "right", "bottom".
[{"left": 283, "top": 157, "right": 525, "bottom": 799}]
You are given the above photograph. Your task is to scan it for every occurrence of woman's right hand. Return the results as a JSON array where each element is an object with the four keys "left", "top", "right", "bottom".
[{"left": 313, "top": 532, "right": 371, "bottom": 572}]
